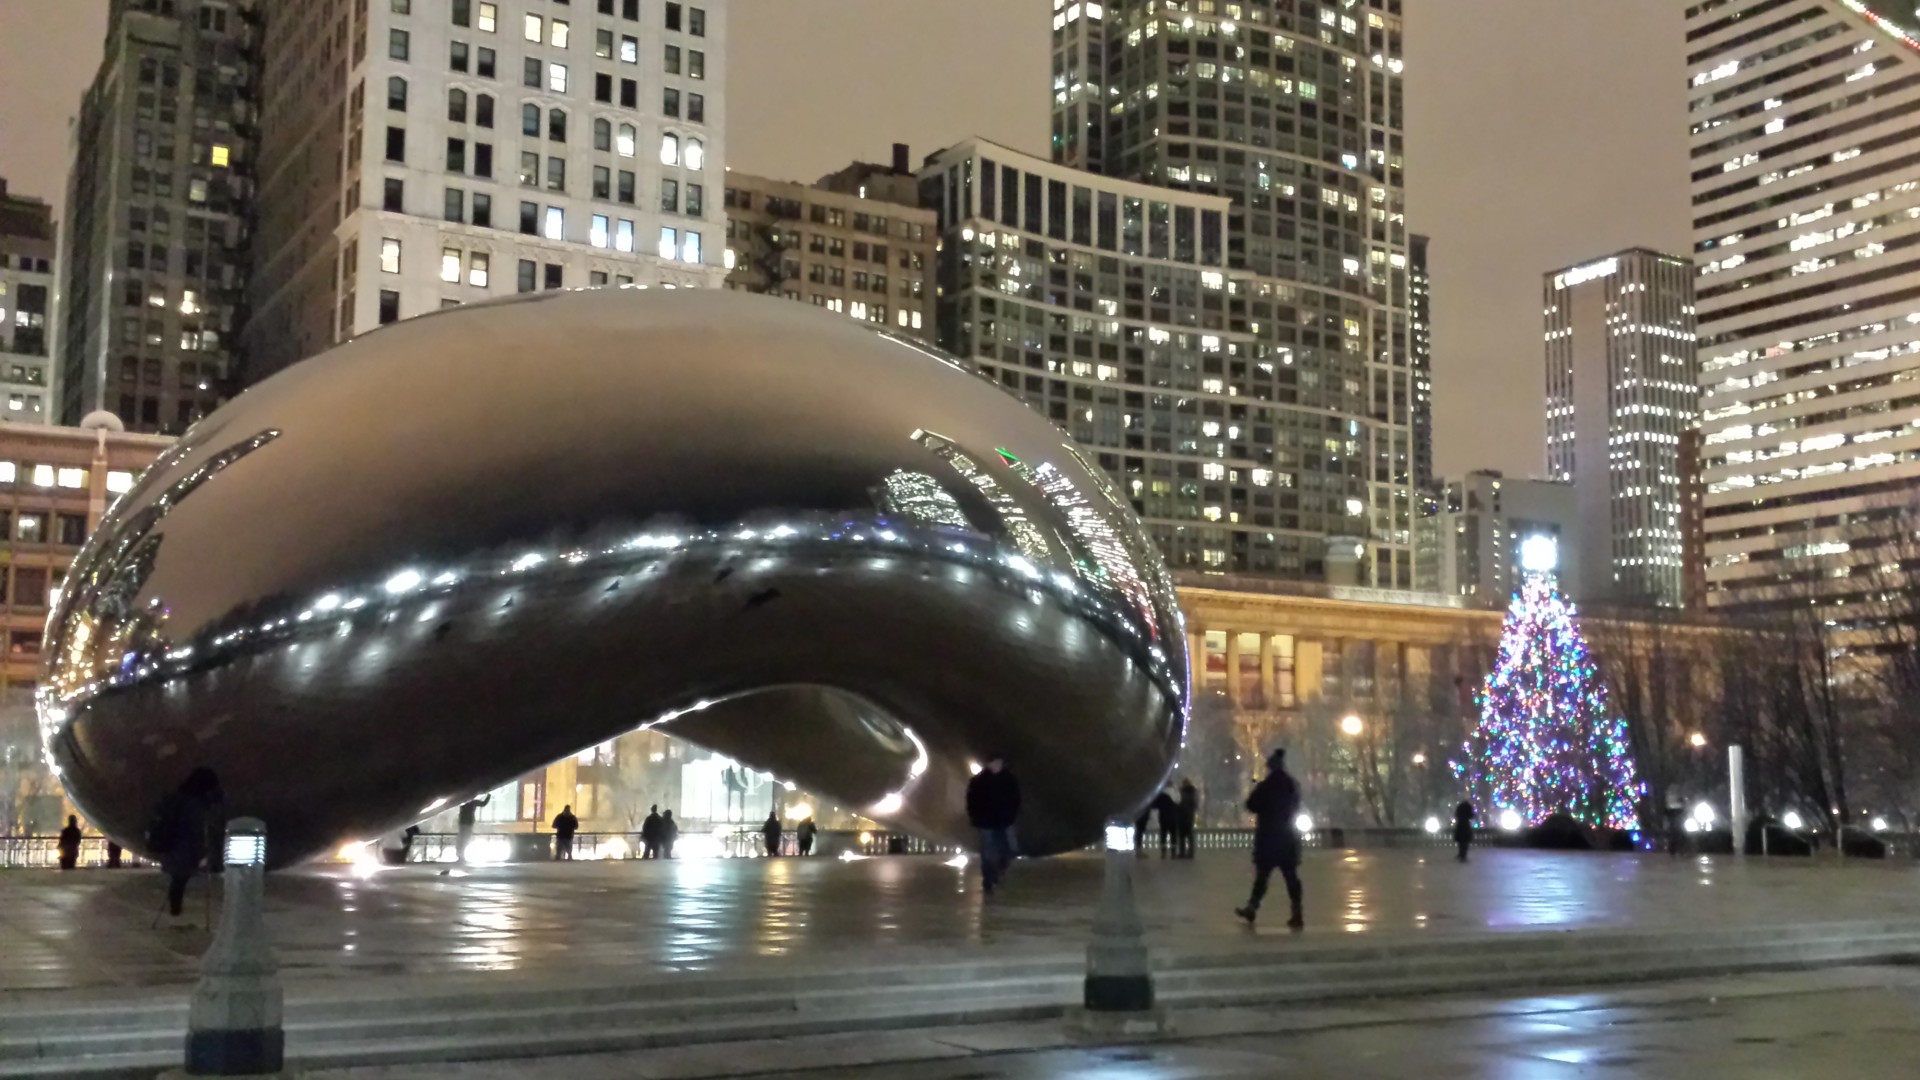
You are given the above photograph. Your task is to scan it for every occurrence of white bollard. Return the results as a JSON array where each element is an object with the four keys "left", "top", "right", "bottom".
[
  {"left": 181, "top": 817, "right": 285, "bottom": 1076},
  {"left": 1075, "top": 819, "right": 1169, "bottom": 1037},
  {"left": 1728, "top": 745, "right": 1747, "bottom": 858}
]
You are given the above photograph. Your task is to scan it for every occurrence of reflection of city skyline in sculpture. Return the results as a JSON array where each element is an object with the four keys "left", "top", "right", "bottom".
[{"left": 40, "top": 290, "right": 1189, "bottom": 866}]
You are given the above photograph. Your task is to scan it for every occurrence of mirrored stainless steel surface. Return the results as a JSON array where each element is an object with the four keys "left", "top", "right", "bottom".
[{"left": 40, "top": 290, "right": 1189, "bottom": 866}]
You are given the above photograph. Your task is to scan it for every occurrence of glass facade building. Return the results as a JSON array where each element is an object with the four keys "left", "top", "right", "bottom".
[{"left": 1688, "top": 1, "right": 1920, "bottom": 612}]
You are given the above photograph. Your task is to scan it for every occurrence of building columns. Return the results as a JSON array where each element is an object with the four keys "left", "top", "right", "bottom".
[
  {"left": 1258, "top": 633, "right": 1276, "bottom": 709},
  {"left": 1224, "top": 632, "right": 1243, "bottom": 707}
]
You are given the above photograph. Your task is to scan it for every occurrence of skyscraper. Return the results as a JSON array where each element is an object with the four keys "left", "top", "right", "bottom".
[
  {"left": 1410, "top": 231, "right": 1432, "bottom": 489},
  {"left": 1045, "top": 0, "right": 1414, "bottom": 586},
  {"left": 1543, "top": 249, "right": 1697, "bottom": 607},
  {"left": 58, "top": 0, "right": 254, "bottom": 433},
  {"left": 1687, "top": 1, "right": 1920, "bottom": 612},
  {"left": 244, "top": 0, "right": 727, "bottom": 384},
  {"left": 0, "top": 180, "right": 56, "bottom": 423}
]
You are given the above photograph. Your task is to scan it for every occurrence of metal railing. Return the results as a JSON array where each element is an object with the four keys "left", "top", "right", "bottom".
[{"left": 0, "top": 835, "right": 151, "bottom": 869}]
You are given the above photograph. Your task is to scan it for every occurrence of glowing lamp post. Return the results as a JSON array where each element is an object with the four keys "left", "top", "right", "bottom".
[{"left": 179, "top": 817, "right": 283, "bottom": 1076}]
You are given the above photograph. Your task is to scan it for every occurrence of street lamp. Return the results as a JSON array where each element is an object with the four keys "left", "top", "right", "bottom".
[
  {"left": 1411, "top": 751, "right": 1427, "bottom": 765},
  {"left": 1688, "top": 731, "right": 1707, "bottom": 749},
  {"left": 1340, "top": 715, "right": 1364, "bottom": 737}
]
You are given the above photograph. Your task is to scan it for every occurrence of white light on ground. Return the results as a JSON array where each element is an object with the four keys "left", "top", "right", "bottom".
[
  {"left": 1520, "top": 534, "right": 1558, "bottom": 573},
  {"left": 314, "top": 593, "right": 344, "bottom": 613},
  {"left": 1872, "top": 816, "right": 1889, "bottom": 832},
  {"left": 1693, "top": 802, "right": 1716, "bottom": 826},
  {"left": 1782, "top": 811, "right": 1804, "bottom": 830},
  {"left": 466, "top": 836, "right": 512, "bottom": 865},
  {"left": 384, "top": 569, "right": 424, "bottom": 595},
  {"left": 1423, "top": 816, "right": 1441, "bottom": 834},
  {"left": 1499, "top": 809, "right": 1523, "bottom": 832},
  {"left": 837, "top": 850, "right": 869, "bottom": 862},
  {"left": 1294, "top": 813, "right": 1314, "bottom": 834},
  {"left": 945, "top": 853, "right": 969, "bottom": 868},
  {"left": 1340, "top": 715, "right": 1363, "bottom": 736}
]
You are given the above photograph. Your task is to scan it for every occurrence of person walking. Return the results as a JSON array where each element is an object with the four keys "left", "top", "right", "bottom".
[
  {"left": 796, "top": 814, "right": 817, "bottom": 856},
  {"left": 660, "top": 809, "right": 679, "bottom": 858},
  {"left": 456, "top": 793, "right": 490, "bottom": 864},
  {"left": 1152, "top": 787, "right": 1179, "bottom": 857},
  {"left": 641, "top": 805, "right": 663, "bottom": 859},
  {"left": 1177, "top": 779, "right": 1200, "bottom": 858},
  {"left": 146, "top": 767, "right": 222, "bottom": 927},
  {"left": 1453, "top": 799, "right": 1477, "bottom": 863},
  {"left": 1235, "top": 749, "right": 1304, "bottom": 930},
  {"left": 965, "top": 755, "right": 1021, "bottom": 894},
  {"left": 57, "top": 815, "right": 83, "bottom": 870},
  {"left": 551, "top": 805, "right": 580, "bottom": 861},
  {"left": 761, "top": 811, "right": 783, "bottom": 857}
]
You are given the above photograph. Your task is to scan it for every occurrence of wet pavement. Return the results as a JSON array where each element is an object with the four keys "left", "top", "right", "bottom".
[
  {"left": 306, "top": 965, "right": 1920, "bottom": 1079},
  {"left": 4, "top": 847, "right": 1920, "bottom": 994}
]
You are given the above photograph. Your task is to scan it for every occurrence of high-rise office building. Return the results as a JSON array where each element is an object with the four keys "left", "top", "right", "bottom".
[
  {"left": 1543, "top": 249, "right": 1698, "bottom": 607},
  {"left": 58, "top": 0, "right": 254, "bottom": 433},
  {"left": 722, "top": 145, "right": 937, "bottom": 344},
  {"left": 1687, "top": 1, "right": 1920, "bottom": 613},
  {"left": 1415, "top": 470, "right": 1580, "bottom": 606},
  {"left": 245, "top": 0, "right": 727, "bottom": 384},
  {"left": 1410, "top": 232, "right": 1432, "bottom": 489},
  {"left": 0, "top": 181, "right": 56, "bottom": 423},
  {"left": 1046, "top": 0, "right": 1415, "bottom": 586}
]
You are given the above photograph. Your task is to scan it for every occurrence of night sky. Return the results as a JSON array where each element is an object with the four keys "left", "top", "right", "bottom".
[{"left": 0, "top": 0, "right": 1689, "bottom": 480}]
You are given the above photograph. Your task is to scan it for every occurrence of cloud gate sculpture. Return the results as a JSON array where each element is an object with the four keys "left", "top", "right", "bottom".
[{"left": 40, "top": 290, "right": 1188, "bottom": 867}]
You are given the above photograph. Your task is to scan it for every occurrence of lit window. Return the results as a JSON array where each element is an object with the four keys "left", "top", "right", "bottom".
[
  {"left": 0, "top": 462, "right": 14, "bottom": 484},
  {"left": 551, "top": 19, "right": 569, "bottom": 48},
  {"left": 106, "top": 470, "right": 134, "bottom": 494},
  {"left": 723, "top": 247, "right": 736, "bottom": 270},
  {"left": 617, "top": 124, "right": 636, "bottom": 157},
  {"left": 524, "top": 14, "right": 541, "bottom": 40},
  {"left": 658, "top": 226, "right": 677, "bottom": 259},
  {"left": 685, "top": 138, "right": 704, "bottom": 170},
  {"left": 682, "top": 231, "right": 701, "bottom": 264},
  {"left": 616, "top": 219, "right": 635, "bottom": 252},
  {"left": 590, "top": 214, "right": 610, "bottom": 249},
  {"left": 469, "top": 252, "right": 490, "bottom": 287},
  {"left": 912, "top": 311, "right": 923, "bottom": 329},
  {"left": 210, "top": 144, "right": 230, "bottom": 167},
  {"left": 57, "top": 468, "right": 85, "bottom": 489},
  {"left": 620, "top": 36, "right": 637, "bottom": 63},
  {"left": 896, "top": 310, "right": 908, "bottom": 327},
  {"left": 659, "top": 133, "right": 679, "bottom": 165},
  {"left": 32, "top": 464, "right": 55, "bottom": 488},
  {"left": 380, "top": 237, "right": 401, "bottom": 273},
  {"left": 477, "top": 2, "right": 496, "bottom": 31},
  {"left": 549, "top": 63, "right": 568, "bottom": 93},
  {"left": 440, "top": 248, "right": 461, "bottom": 283},
  {"left": 544, "top": 206, "right": 564, "bottom": 240}
]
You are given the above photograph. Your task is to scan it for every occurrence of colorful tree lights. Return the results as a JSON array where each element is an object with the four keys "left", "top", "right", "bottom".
[{"left": 1452, "top": 573, "right": 1642, "bottom": 830}]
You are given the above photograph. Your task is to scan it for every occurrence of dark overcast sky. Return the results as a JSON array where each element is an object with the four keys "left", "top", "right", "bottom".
[{"left": 0, "top": 0, "right": 1690, "bottom": 480}]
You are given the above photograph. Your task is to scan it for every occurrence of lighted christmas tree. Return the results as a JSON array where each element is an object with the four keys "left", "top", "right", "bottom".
[{"left": 1451, "top": 537, "right": 1642, "bottom": 830}]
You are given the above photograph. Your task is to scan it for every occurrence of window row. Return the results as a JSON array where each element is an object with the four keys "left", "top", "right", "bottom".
[
  {"left": 379, "top": 224, "right": 703, "bottom": 285},
  {"left": 436, "top": 0, "right": 707, "bottom": 36}
]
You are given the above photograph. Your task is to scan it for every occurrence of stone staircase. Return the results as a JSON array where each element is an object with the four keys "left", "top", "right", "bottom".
[{"left": 6, "top": 919, "right": 1919, "bottom": 1078}]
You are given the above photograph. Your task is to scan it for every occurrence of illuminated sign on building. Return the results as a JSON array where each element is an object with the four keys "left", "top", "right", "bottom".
[{"left": 1553, "top": 258, "right": 1619, "bottom": 291}]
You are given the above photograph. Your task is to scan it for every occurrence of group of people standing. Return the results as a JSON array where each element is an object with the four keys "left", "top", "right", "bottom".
[
  {"left": 1136, "top": 779, "right": 1201, "bottom": 857},
  {"left": 760, "top": 812, "right": 819, "bottom": 857}
]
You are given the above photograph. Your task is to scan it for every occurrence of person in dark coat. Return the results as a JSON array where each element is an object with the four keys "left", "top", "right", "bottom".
[
  {"left": 1177, "top": 779, "right": 1200, "bottom": 858},
  {"left": 660, "top": 809, "right": 679, "bottom": 858},
  {"left": 148, "top": 767, "right": 222, "bottom": 923},
  {"left": 762, "top": 811, "right": 783, "bottom": 857},
  {"left": 552, "top": 805, "right": 580, "bottom": 860},
  {"left": 965, "top": 755, "right": 1021, "bottom": 894},
  {"left": 1453, "top": 800, "right": 1477, "bottom": 862},
  {"left": 641, "top": 805, "right": 663, "bottom": 859},
  {"left": 456, "top": 793, "right": 490, "bottom": 864},
  {"left": 1151, "top": 788, "right": 1179, "bottom": 856},
  {"left": 1235, "top": 749, "right": 1304, "bottom": 929},
  {"left": 57, "top": 815, "right": 82, "bottom": 870},
  {"left": 796, "top": 815, "right": 817, "bottom": 856},
  {"left": 106, "top": 841, "right": 123, "bottom": 869}
]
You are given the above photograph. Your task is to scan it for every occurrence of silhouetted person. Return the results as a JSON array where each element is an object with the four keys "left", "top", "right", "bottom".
[
  {"left": 660, "top": 809, "right": 679, "bottom": 858},
  {"left": 1664, "top": 800, "right": 1686, "bottom": 858},
  {"left": 379, "top": 825, "right": 421, "bottom": 866},
  {"left": 1177, "top": 779, "right": 1200, "bottom": 858},
  {"left": 148, "top": 767, "right": 222, "bottom": 924},
  {"left": 796, "top": 815, "right": 817, "bottom": 856},
  {"left": 1236, "top": 749, "right": 1303, "bottom": 929},
  {"left": 641, "top": 805, "right": 663, "bottom": 859},
  {"left": 57, "top": 815, "right": 82, "bottom": 870},
  {"left": 966, "top": 755, "right": 1021, "bottom": 894},
  {"left": 552, "top": 805, "right": 579, "bottom": 860},
  {"left": 762, "top": 812, "right": 783, "bottom": 857},
  {"left": 456, "top": 793, "right": 490, "bottom": 864},
  {"left": 1453, "top": 800, "right": 1477, "bottom": 862},
  {"left": 106, "top": 841, "right": 123, "bottom": 869},
  {"left": 1151, "top": 788, "right": 1178, "bottom": 856}
]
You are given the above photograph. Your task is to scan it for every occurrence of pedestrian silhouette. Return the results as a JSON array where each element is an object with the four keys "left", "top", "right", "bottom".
[
  {"left": 1236, "top": 749, "right": 1304, "bottom": 929},
  {"left": 1177, "top": 779, "right": 1200, "bottom": 858},
  {"left": 552, "top": 805, "right": 580, "bottom": 860},
  {"left": 660, "top": 809, "right": 679, "bottom": 858},
  {"left": 456, "top": 793, "right": 490, "bottom": 864},
  {"left": 1453, "top": 800, "right": 1477, "bottom": 862},
  {"left": 762, "top": 811, "right": 783, "bottom": 857},
  {"left": 641, "top": 804, "right": 663, "bottom": 859},
  {"left": 106, "top": 841, "right": 122, "bottom": 869},
  {"left": 145, "top": 767, "right": 222, "bottom": 926},
  {"left": 1151, "top": 788, "right": 1178, "bottom": 856},
  {"left": 965, "top": 755, "right": 1021, "bottom": 894},
  {"left": 57, "top": 815, "right": 82, "bottom": 870},
  {"left": 796, "top": 815, "right": 817, "bottom": 856}
]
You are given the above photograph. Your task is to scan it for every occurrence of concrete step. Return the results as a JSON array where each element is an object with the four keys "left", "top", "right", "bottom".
[{"left": 5, "top": 921, "right": 1917, "bottom": 1078}]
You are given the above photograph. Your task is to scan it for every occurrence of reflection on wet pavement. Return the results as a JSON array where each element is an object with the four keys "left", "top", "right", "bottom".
[{"left": 4, "top": 848, "right": 1920, "bottom": 993}]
